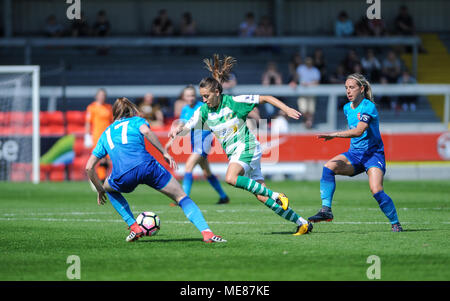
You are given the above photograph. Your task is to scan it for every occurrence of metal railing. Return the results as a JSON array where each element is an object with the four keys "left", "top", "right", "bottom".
[{"left": 39, "top": 83, "right": 450, "bottom": 130}]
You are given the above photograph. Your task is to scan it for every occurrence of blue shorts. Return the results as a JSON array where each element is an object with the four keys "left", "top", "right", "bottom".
[
  {"left": 107, "top": 159, "right": 172, "bottom": 193},
  {"left": 191, "top": 130, "right": 213, "bottom": 158},
  {"left": 342, "top": 149, "right": 386, "bottom": 176}
]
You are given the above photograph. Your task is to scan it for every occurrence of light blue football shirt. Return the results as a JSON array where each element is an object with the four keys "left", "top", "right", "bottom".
[
  {"left": 180, "top": 101, "right": 203, "bottom": 122},
  {"left": 92, "top": 116, "right": 154, "bottom": 178},
  {"left": 343, "top": 98, "right": 384, "bottom": 153}
]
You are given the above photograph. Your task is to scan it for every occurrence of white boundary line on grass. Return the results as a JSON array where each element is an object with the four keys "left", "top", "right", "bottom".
[
  {"left": 0, "top": 207, "right": 448, "bottom": 216},
  {"left": 0, "top": 217, "right": 449, "bottom": 225}
]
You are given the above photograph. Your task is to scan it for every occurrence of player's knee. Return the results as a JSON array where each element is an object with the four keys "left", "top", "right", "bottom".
[
  {"left": 370, "top": 184, "right": 383, "bottom": 195},
  {"left": 225, "top": 174, "right": 237, "bottom": 186},
  {"left": 324, "top": 162, "right": 337, "bottom": 172}
]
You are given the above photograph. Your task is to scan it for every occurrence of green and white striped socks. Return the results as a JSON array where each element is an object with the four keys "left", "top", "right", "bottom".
[
  {"left": 264, "top": 198, "right": 307, "bottom": 226},
  {"left": 235, "top": 176, "right": 279, "bottom": 200},
  {"left": 235, "top": 175, "right": 306, "bottom": 226}
]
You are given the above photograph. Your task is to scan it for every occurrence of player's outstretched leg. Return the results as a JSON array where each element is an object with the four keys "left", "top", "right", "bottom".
[
  {"left": 160, "top": 177, "right": 227, "bottom": 243},
  {"left": 106, "top": 191, "right": 143, "bottom": 242},
  {"left": 263, "top": 198, "right": 313, "bottom": 236},
  {"left": 234, "top": 175, "right": 288, "bottom": 210}
]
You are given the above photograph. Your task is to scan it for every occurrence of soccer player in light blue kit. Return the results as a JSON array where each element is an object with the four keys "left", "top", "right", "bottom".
[
  {"left": 85, "top": 97, "right": 226, "bottom": 242},
  {"left": 309, "top": 73, "right": 403, "bottom": 232},
  {"left": 166, "top": 85, "right": 229, "bottom": 204}
]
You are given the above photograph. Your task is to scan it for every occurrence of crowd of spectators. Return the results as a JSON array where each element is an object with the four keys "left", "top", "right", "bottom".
[
  {"left": 40, "top": 5, "right": 420, "bottom": 131},
  {"left": 335, "top": 5, "right": 415, "bottom": 37}
]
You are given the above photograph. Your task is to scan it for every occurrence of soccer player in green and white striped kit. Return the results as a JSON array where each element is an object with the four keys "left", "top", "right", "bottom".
[{"left": 169, "top": 55, "right": 313, "bottom": 235}]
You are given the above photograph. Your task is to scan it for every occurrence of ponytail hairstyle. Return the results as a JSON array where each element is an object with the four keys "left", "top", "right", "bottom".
[
  {"left": 199, "top": 54, "right": 237, "bottom": 94},
  {"left": 346, "top": 73, "right": 374, "bottom": 102},
  {"left": 112, "top": 97, "right": 142, "bottom": 121}
]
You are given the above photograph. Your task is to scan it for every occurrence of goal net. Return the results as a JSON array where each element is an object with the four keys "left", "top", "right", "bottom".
[{"left": 0, "top": 66, "right": 40, "bottom": 183}]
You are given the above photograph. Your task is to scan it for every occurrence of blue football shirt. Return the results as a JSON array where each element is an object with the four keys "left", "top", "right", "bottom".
[
  {"left": 92, "top": 116, "right": 154, "bottom": 178},
  {"left": 343, "top": 98, "right": 384, "bottom": 153},
  {"left": 180, "top": 101, "right": 203, "bottom": 122},
  {"left": 180, "top": 100, "right": 211, "bottom": 134}
]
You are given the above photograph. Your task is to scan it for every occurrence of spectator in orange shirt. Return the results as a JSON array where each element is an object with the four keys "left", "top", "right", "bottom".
[{"left": 85, "top": 88, "right": 113, "bottom": 182}]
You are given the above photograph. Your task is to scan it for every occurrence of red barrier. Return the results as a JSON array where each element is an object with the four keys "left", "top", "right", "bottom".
[{"left": 149, "top": 132, "right": 450, "bottom": 168}]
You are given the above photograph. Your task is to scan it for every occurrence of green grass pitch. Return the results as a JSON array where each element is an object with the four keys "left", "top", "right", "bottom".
[{"left": 0, "top": 180, "right": 449, "bottom": 281}]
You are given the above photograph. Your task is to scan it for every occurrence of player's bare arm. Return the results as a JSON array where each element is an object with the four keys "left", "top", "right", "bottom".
[
  {"left": 85, "top": 154, "right": 107, "bottom": 205},
  {"left": 259, "top": 95, "right": 302, "bottom": 120},
  {"left": 140, "top": 124, "right": 177, "bottom": 170},
  {"left": 318, "top": 121, "right": 369, "bottom": 141}
]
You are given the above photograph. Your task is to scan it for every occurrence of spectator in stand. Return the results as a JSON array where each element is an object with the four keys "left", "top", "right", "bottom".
[
  {"left": 179, "top": 12, "right": 198, "bottom": 54},
  {"left": 352, "top": 63, "right": 364, "bottom": 76},
  {"left": 261, "top": 62, "right": 283, "bottom": 119},
  {"left": 295, "top": 57, "right": 321, "bottom": 129},
  {"left": 335, "top": 11, "right": 354, "bottom": 37},
  {"left": 71, "top": 12, "right": 90, "bottom": 37},
  {"left": 255, "top": 16, "right": 274, "bottom": 37},
  {"left": 342, "top": 49, "right": 361, "bottom": 75},
  {"left": 329, "top": 64, "right": 349, "bottom": 109},
  {"left": 382, "top": 50, "right": 402, "bottom": 83},
  {"left": 368, "top": 18, "right": 387, "bottom": 36},
  {"left": 395, "top": 5, "right": 415, "bottom": 35},
  {"left": 313, "top": 48, "right": 328, "bottom": 83},
  {"left": 93, "top": 10, "right": 111, "bottom": 55},
  {"left": 44, "top": 15, "right": 64, "bottom": 37},
  {"left": 361, "top": 48, "right": 381, "bottom": 82},
  {"left": 85, "top": 89, "right": 113, "bottom": 183},
  {"left": 151, "top": 9, "right": 174, "bottom": 36},
  {"left": 288, "top": 53, "right": 303, "bottom": 87},
  {"left": 180, "top": 12, "right": 197, "bottom": 36},
  {"left": 93, "top": 10, "right": 110, "bottom": 37},
  {"left": 354, "top": 16, "right": 370, "bottom": 36},
  {"left": 262, "top": 61, "right": 283, "bottom": 86},
  {"left": 329, "top": 64, "right": 347, "bottom": 84},
  {"left": 397, "top": 70, "right": 417, "bottom": 112},
  {"left": 239, "top": 12, "right": 257, "bottom": 37},
  {"left": 139, "top": 93, "right": 164, "bottom": 128}
]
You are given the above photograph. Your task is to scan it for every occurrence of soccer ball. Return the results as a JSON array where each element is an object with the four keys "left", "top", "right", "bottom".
[{"left": 136, "top": 212, "right": 160, "bottom": 236}]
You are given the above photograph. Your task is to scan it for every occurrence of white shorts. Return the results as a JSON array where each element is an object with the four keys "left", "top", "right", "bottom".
[{"left": 229, "top": 143, "right": 264, "bottom": 182}]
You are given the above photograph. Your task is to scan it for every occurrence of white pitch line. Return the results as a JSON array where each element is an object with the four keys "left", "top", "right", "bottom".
[
  {"left": 0, "top": 207, "right": 448, "bottom": 217},
  {"left": 0, "top": 217, "right": 448, "bottom": 225}
]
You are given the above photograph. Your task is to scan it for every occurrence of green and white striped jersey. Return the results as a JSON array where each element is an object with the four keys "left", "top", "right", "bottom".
[{"left": 184, "top": 94, "right": 260, "bottom": 162}]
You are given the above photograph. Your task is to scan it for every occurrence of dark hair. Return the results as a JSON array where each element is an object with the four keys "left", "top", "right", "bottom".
[
  {"left": 112, "top": 97, "right": 142, "bottom": 121},
  {"left": 199, "top": 54, "right": 236, "bottom": 93}
]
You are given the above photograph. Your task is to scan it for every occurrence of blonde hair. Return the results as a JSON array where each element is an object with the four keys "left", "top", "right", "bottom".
[
  {"left": 199, "top": 54, "right": 236, "bottom": 93},
  {"left": 346, "top": 73, "right": 373, "bottom": 102},
  {"left": 112, "top": 97, "right": 142, "bottom": 121},
  {"left": 180, "top": 85, "right": 196, "bottom": 100}
]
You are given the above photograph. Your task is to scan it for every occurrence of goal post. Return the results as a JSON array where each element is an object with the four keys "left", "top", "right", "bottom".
[{"left": 0, "top": 66, "right": 40, "bottom": 184}]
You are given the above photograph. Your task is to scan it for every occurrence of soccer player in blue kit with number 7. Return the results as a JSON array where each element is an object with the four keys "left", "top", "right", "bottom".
[
  {"left": 85, "top": 97, "right": 226, "bottom": 243},
  {"left": 308, "top": 73, "right": 403, "bottom": 232}
]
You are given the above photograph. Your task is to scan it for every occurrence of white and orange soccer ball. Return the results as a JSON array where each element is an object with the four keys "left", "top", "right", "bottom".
[{"left": 136, "top": 212, "right": 160, "bottom": 236}]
